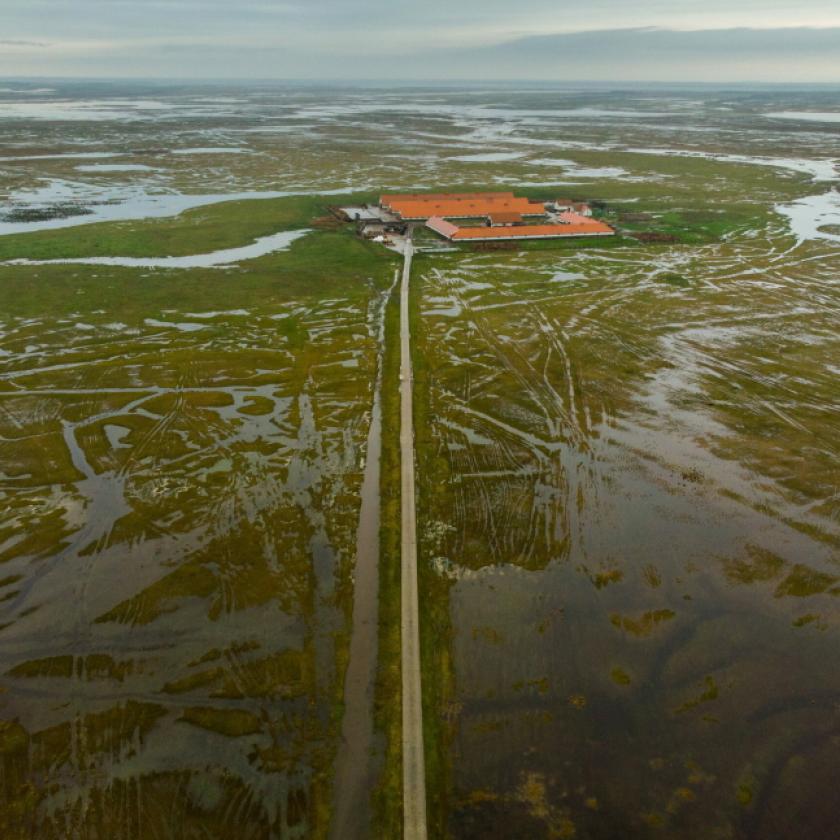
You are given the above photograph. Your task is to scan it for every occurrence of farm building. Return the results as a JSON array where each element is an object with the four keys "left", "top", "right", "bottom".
[
  {"left": 378, "top": 191, "right": 614, "bottom": 242},
  {"left": 384, "top": 195, "right": 544, "bottom": 222},
  {"left": 547, "top": 199, "right": 592, "bottom": 216},
  {"left": 487, "top": 212, "right": 524, "bottom": 227},
  {"left": 390, "top": 190, "right": 615, "bottom": 242},
  {"left": 427, "top": 214, "right": 614, "bottom": 242}
]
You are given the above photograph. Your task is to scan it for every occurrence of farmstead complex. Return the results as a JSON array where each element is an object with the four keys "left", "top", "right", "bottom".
[{"left": 383, "top": 190, "right": 615, "bottom": 241}]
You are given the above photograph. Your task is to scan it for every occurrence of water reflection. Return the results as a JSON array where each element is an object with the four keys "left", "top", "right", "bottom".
[{"left": 416, "top": 226, "right": 840, "bottom": 838}]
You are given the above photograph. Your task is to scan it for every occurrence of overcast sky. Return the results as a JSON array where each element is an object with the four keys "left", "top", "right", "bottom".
[{"left": 2, "top": 0, "right": 840, "bottom": 81}]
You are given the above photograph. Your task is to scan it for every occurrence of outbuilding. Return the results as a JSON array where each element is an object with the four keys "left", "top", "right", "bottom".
[{"left": 487, "top": 212, "right": 524, "bottom": 227}]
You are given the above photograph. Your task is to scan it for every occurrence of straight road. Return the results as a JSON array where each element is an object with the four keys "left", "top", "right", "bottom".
[{"left": 400, "top": 239, "right": 428, "bottom": 840}]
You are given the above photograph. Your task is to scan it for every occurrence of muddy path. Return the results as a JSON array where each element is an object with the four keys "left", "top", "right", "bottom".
[{"left": 399, "top": 242, "right": 429, "bottom": 840}]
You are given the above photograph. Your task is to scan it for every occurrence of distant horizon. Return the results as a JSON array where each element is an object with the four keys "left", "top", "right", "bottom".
[{"left": 3, "top": 76, "right": 840, "bottom": 90}]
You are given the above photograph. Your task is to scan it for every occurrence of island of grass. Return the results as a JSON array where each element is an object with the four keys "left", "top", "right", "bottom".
[{"left": 337, "top": 176, "right": 788, "bottom": 251}]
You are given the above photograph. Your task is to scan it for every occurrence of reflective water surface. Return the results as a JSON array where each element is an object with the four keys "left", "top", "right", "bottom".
[{"left": 415, "top": 223, "right": 839, "bottom": 838}]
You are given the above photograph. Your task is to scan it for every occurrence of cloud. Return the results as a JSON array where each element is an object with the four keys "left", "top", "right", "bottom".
[
  {"left": 3, "top": 0, "right": 838, "bottom": 85},
  {"left": 481, "top": 26, "right": 840, "bottom": 57},
  {"left": 399, "top": 26, "right": 840, "bottom": 82}
]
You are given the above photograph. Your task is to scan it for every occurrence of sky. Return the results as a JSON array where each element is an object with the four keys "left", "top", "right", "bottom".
[{"left": 2, "top": 0, "right": 840, "bottom": 82}]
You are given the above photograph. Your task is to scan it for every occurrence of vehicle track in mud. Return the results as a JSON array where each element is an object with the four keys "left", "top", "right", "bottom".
[{"left": 414, "top": 222, "right": 840, "bottom": 838}]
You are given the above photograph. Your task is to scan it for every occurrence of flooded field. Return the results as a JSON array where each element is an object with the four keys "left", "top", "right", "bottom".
[
  {"left": 412, "top": 152, "right": 840, "bottom": 836},
  {"left": 1, "top": 80, "right": 839, "bottom": 838},
  {"left": 0, "top": 208, "right": 398, "bottom": 836}
]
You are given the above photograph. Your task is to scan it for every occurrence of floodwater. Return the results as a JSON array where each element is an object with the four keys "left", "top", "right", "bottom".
[
  {"left": 1, "top": 80, "right": 840, "bottom": 838},
  {"left": 775, "top": 188, "right": 840, "bottom": 244},
  {"left": 75, "top": 164, "right": 158, "bottom": 173},
  {"left": 449, "top": 152, "right": 526, "bottom": 163},
  {"left": 414, "top": 214, "right": 840, "bottom": 838},
  {"left": 0, "top": 287, "right": 386, "bottom": 836},
  {"left": 0, "top": 182, "right": 355, "bottom": 236},
  {"left": 765, "top": 111, "right": 840, "bottom": 124},
  {"left": 530, "top": 159, "right": 630, "bottom": 179}
]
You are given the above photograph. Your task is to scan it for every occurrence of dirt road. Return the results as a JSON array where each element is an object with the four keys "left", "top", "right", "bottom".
[{"left": 400, "top": 240, "right": 428, "bottom": 839}]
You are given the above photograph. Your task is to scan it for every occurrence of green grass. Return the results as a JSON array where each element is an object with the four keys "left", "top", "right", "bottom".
[{"left": 0, "top": 227, "right": 398, "bottom": 322}]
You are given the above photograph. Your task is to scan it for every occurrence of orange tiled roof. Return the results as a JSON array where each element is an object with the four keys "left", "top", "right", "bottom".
[
  {"left": 382, "top": 191, "right": 514, "bottom": 206},
  {"left": 452, "top": 220, "right": 614, "bottom": 240},
  {"left": 389, "top": 197, "right": 542, "bottom": 220},
  {"left": 489, "top": 212, "right": 523, "bottom": 224},
  {"left": 426, "top": 217, "right": 461, "bottom": 238}
]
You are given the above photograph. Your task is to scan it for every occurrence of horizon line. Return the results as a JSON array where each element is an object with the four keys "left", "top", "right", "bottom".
[{"left": 3, "top": 76, "right": 840, "bottom": 87}]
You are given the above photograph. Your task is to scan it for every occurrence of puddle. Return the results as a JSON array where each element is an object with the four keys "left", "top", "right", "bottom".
[
  {"left": 184, "top": 309, "right": 251, "bottom": 318},
  {"left": 0, "top": 152, "right": 122, "bottom": 162},
  {"left": 530, "top": 159, "right": 630, "bottom": 178},
  {"left": 144, "top": 318, "right": 209, "bottom": 331},
  {"left": 104, "top": 424, "right": 132, "bottom": 449},
  {"left": 449, "top": 152, "right": 526, "bottom": 163},
  {"left": 0, "top": 99, "right": 176, "bottom": 121},
  {"left": 329, "top": 280, "right": 395, "bottom": 839},
  {"left": 765, "top": 111, "right": 840, "bottom": 124},
  {"left": 74, "top": 164, "right": 158, "bottom": 173},
  {"left": 172, "top": 147, "right": 250, "bottom": 155},
  {"left": 775, "top": 189, "right": 840, "bottom": 244},
  {"left": 626, "top": 148, "right": 839, "bottom": 182}
]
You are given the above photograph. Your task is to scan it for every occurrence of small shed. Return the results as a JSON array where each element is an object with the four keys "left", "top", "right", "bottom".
[{"left": 488, "top": 212, "right": 523, "bottom": 227}]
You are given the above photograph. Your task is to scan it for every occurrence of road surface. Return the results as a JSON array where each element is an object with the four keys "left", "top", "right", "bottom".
[{"left": 400, "top": 239, "right": 428, "bottom": 839}]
